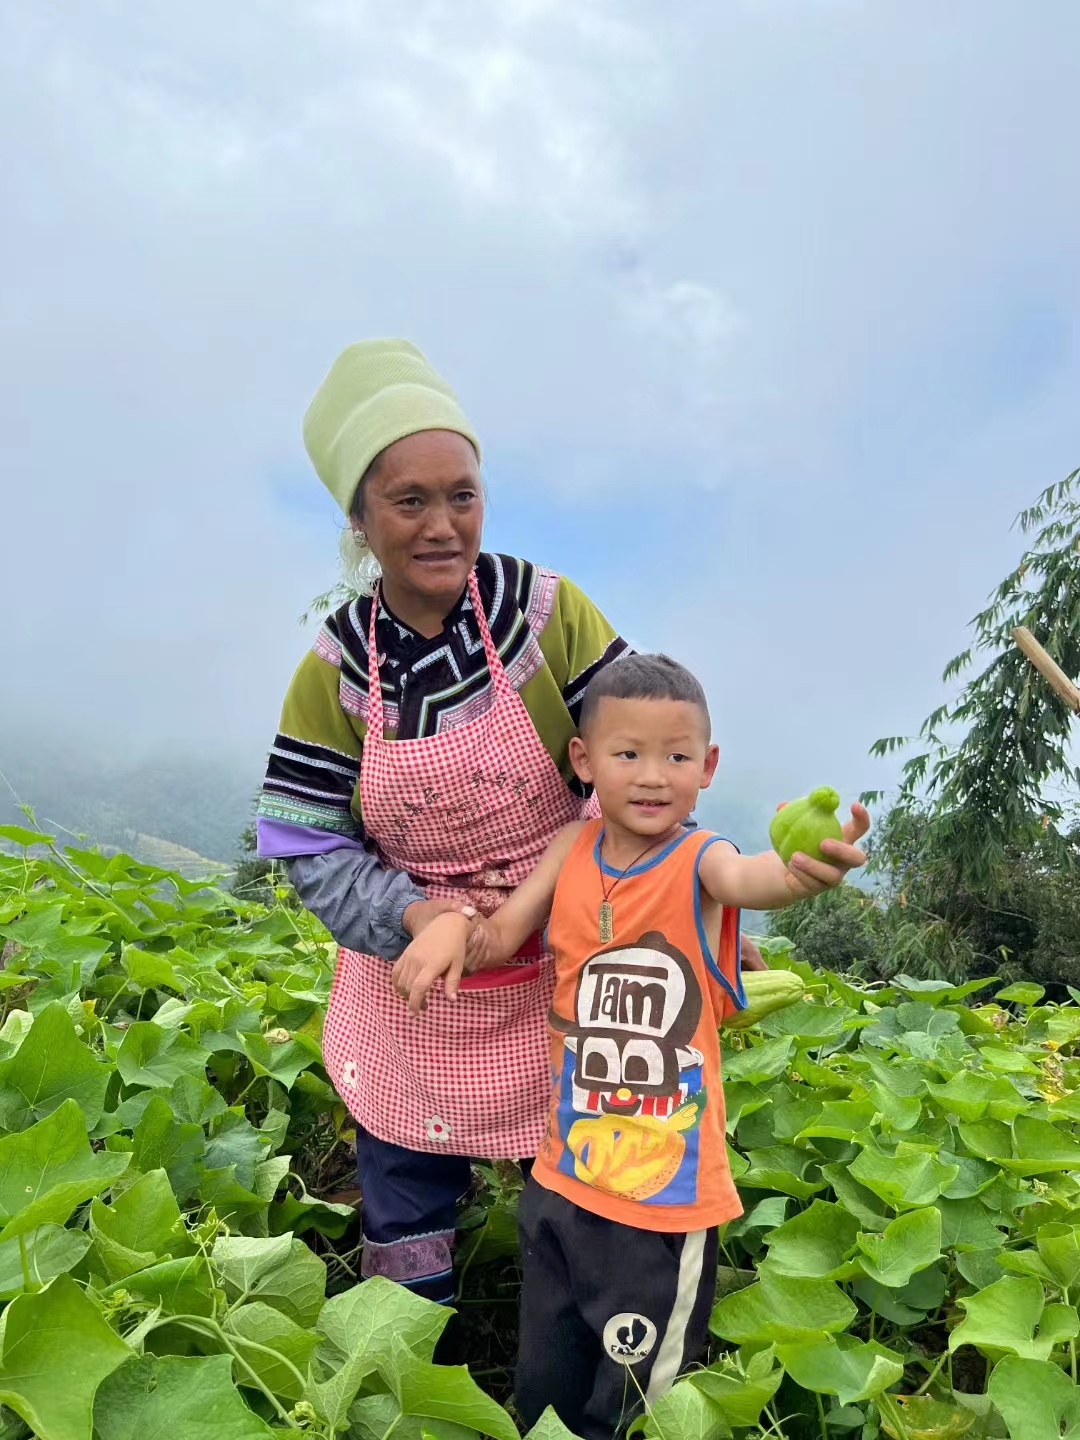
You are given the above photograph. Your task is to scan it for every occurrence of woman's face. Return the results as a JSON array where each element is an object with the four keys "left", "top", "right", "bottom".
[{"left": 356, "top": 430, "right": 483, "bottom": 611}]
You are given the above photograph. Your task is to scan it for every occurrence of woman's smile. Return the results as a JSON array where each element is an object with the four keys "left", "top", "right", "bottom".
[{"left": 413, "top": 549, "right": 463, "bottom": 566}]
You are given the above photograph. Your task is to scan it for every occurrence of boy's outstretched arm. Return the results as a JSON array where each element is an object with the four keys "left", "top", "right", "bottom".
[
  {"left": 390, "top": 820, "right": 585, "bottom": 1016},
  {"left": 699, "top": 802, "right": 870, "bottom": 911}
]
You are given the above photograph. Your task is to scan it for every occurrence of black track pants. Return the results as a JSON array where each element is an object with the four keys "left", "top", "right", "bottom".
[{"left": 515, "top": 1178, "right": 718, "bottom": 1440}]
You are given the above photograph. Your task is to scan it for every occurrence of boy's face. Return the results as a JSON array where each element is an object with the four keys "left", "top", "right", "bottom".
[{"left": 569, "top": 697, "right": 719, "bottom": 838}]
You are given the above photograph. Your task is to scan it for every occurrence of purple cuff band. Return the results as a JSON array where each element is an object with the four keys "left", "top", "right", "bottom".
[
  {"left": 361, "top": 1229, "right": 455, "bottom": 1283},
  {"left": 255, "top": 817, "right": 367, "bottom": 859}
]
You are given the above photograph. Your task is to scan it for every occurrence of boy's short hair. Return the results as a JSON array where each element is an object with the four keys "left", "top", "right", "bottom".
[{"left": 579, "top": 653, "right": 711, "bottom": 739}]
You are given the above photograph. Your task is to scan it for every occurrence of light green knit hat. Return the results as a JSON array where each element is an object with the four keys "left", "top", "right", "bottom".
[{"left": 302, "top": 339, "right": 481, "bottom": 514}]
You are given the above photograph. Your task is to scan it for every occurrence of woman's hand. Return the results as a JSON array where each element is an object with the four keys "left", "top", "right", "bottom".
[
  {"left": 391, "top": 912, "right": 471, "bottom": 1016},
  {"left": 402, "top": 896, "right": 463, "bottom": 938},
  {"left": 781, "top": 801, "right": 870, "bottom": 900}
]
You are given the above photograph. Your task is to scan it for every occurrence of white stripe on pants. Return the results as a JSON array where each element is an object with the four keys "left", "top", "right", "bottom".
[{"left": 645, "top": 1228, "right": 708, "bottom": 1402}]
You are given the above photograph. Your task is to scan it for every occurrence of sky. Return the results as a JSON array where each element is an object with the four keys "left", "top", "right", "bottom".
[{"left": 2, "top": 0, "right": 1079, "bottom": 847}]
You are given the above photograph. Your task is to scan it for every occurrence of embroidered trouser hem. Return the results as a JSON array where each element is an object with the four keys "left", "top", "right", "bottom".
[{"left": 355, "top": 1126, "right": 472, "bottom": 1304}]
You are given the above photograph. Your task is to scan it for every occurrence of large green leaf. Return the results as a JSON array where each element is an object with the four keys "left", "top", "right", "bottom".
[
  {"left": 710, "top": 1270, "right": 856, "bottom": 1345},
  {"left": 925, "top": 1071, "right": 1027, "bottom": 1123},
  {"left": 879, "top": 1395, "right": 976, "bottom": 1439},
  {"left": 1008, "top": 1117, "right": 1080, "bottom": 1176},
  {"left": 758, "top": 1000, "right": 846, "bottom": 1041},
  {"left": 347, "top": 1392, "right": 478, "bottom": 1440},
  {"left": 93, "top": 1353, "right": 274, "bottom": 1440},
  {"left": 0, "top": 1274, "right": 131, "bottom": 1440},
  {"left": 1036, "top": 1223, "right": 1080, "bottom": 1292},
  {"left": 89, "top": 1169, "right": 183, "bottom": 1282},
  {"left": 115, "top": 1023, "right": 212, "bottom": 1090},
  {"left": 211, "top": 1234, "right": 293, "bottom": 1295},
  {"left": 0, "top": 1099, "right": 131, "bottom": 1242},
  {"left": 820, "top": 1164, "right": 891, "bottom": 1232},
  {"left": 203, "top": 1112, "right": 273, "bottom": 1190},
  {"left": 213, "top": 1235, "right": 325, "bottom": 1327},
  {"left": 986, "top": 1355, "right": 1080, "bottom": 1440},
  {"left": 268, "top": 1179, "right": 355, "bottom": 1240},
  {"left": 0, "top": 824, "right": 55, "bottom": 848},
  {"left": 949, "top": 1275, "right": 1079, "bottom": 1359},
  {"left": 238, "top": 1031, "right": 321, "bottom": 1089},
  {"left": 101, "top": 1255, "right": 217, "bottom": 1318},
  {"left": 996, "top": 982, "right": 1045, "bottom": 1006},
  {"left": 317, "top": 1274, "right": 450, "bottom": 1369},
  {"left": 939, "top": 1152, "right": 1001, "bottom": 1200},
  {"left": 167, "top": 1074, "right": 228, "bottom": 1126},
  {"left": 798, "top": 1100, "right": 877, "bottom": 1141},
  {"left": 385, "top": 1335, "right": 519, "bottom": 1440},
  {"left": 856, "top": 1206, "right": 942, "bottom": 1288},
  {"left": 0, "top": 1224, "right": 91, "bottom": 1299},
  {"left": 774, "top": 1335, "right": 905, "bottom": 1405},
  {"left": 120, "top": 948, "right": 185, "bottom": 994},
  {"left": 935, "top": 1197, "right": 1007, "bottom": 1252},
  {"left": 689, "top": 1347, "right": 783, "bottom": 1428},
  {"left": 892, "top": 975, "right": 994, "bottom": 1007},
  {"left": 0, "top": 1002, "right": 112, "bottom": 1131},
  {"left": 224, "top": 1302, "right": 319, "bottom": 1402},
  {"left": 851, "top": 1265, "right": 947, "bottom": 1327},
  {"left": 308, "top": 1350, "right": 382, "bottom": 1433},
  {"left": 848, "top": 1147, "right": 958, "bottom": 1210},
  {"left": 960, "top": 1116, "right": 1080, "bottom": 1177},
  {"left": 523, "top": 1408, "right": 588, "bottom": 1440},
  {"left": 129, "top": 1096, "right": 205, "bottom": 1202},
  {"left": 864, "top": 1082, "right": 922, "bottom": 1131},
  {"left": 739, "top": 1145, "right": 828, "bottom": 1200},
  {"left": 642, "top": 1379, "right": 731, "bottom": 1440},
  {"left": 722, "top": 1038, "right": 793, "bottom": 1085},
  {"left": 761, "top": 1201, "right": 859, "bottom": 1278}
]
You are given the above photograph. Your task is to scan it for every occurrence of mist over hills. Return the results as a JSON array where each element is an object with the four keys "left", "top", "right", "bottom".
[
  {"left": 0, "top": 722, "right": 774, "bottom": 879},
  {"left": 0, "top": 724, "right": 263, "bottom": 866}
]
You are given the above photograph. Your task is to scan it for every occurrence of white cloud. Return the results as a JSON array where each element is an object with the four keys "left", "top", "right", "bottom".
[{"left": 1, "top": 0, "right": 1078, "bottom": 790}]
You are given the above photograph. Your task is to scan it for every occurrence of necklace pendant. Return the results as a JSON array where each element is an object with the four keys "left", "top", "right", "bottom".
[{"left": 598, "top": 900, "right": 614, "bottom": 943}]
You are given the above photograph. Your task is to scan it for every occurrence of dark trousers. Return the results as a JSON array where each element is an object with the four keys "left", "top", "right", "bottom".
[
  {"left": 355, "top": 1127, "right": 533, "bottom": 1304},
  {"left": 515, "top": 1178, "right": 718, "bottom": 1440},
  {"left": 356, "top": 1127, "right": 471, "bottom": 1303}
]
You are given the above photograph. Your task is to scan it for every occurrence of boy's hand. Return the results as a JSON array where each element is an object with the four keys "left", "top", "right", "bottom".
[
  {"left": 781, "top": 801, "right": 870, "bottom": 899},
  {"left": 391, "top": 912, "right": 471, "bottom": 1016},
  {"left": 464, "top": 919, "right": 501, "bottom": 973}
]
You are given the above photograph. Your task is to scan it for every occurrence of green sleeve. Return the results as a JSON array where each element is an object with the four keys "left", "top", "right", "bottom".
[
  {"left": 257, "top": 649, "right": 366, "bottom": 837},
  {"left": 538, "top": 574, "right": 627, "bottom": 717},
  {"left": 521, "top": 574, "right": 630, "bottom": 786}
]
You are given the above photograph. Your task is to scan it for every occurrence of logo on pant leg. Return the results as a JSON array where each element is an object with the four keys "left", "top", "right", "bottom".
[{"left": 602, "top": 1312, "right": 657, "bottom": 1364}]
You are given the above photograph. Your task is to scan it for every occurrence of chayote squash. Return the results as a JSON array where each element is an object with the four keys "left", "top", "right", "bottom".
[
  {"left": 722, "top": 968, "right": 805, "bottom": 1029},
  {"left": 770, "top": 785, "right": 844, "bottom": 866}
]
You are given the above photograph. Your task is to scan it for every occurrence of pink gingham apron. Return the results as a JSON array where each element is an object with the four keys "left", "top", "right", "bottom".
[{"left": 322, "top": 569, "right": 592, "bottom": 1158}]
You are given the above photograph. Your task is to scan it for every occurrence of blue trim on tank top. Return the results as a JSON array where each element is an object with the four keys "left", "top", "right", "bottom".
[
  {"left": 592, "top": 826, "right": 694, "bottom": 878},
  {"left": 693, "top": 835, "right": 747, "bottom": 1010}
]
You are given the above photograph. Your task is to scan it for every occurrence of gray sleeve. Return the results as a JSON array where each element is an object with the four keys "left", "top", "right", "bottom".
[{"left": 286, "top": 850, "right": 426, "bottom": 959}]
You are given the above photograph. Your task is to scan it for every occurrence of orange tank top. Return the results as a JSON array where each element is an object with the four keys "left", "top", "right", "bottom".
[{"left": 531, "top": 820, "right": 746, "bottom": 1233}]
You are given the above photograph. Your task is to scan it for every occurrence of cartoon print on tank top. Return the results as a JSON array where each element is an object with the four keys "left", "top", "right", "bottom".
[{"left": 547, "top": 931, "right": 707, "bottom": 1205}]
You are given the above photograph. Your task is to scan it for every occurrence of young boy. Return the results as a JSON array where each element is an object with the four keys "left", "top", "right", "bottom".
[{"left": 391, "top": 654, "right": 868, "bottom": 1440}]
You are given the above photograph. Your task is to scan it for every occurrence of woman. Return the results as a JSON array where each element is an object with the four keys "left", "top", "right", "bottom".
[{"left": 256, "top": 339, "right": 631, "bottom": 1302}]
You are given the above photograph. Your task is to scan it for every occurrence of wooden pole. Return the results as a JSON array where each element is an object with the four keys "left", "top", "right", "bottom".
[{"left": 1011, "top": 626, "right": 1080, "bottom": 714}]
